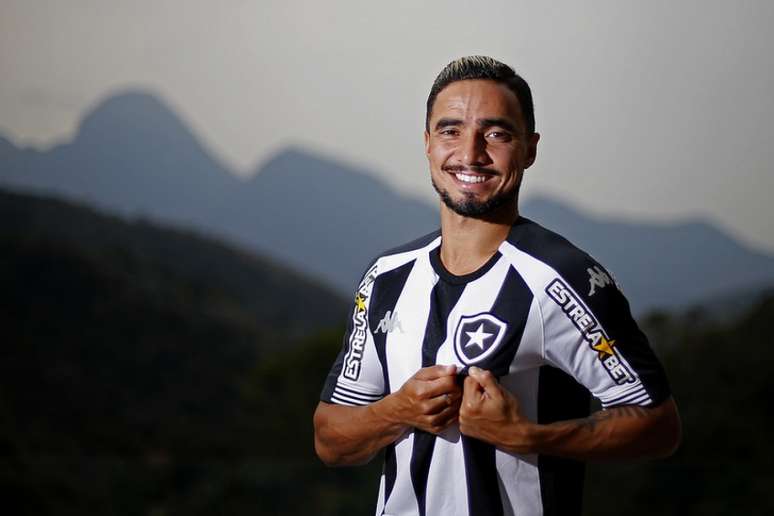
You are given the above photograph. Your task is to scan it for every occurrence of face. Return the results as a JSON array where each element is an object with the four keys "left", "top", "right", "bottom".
[{"left": 424, "top": 79, "right": 539, "bottom": 219}]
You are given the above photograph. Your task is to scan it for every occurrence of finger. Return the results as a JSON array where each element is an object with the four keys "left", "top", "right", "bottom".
[
  {"left": 468, "top": 367, "right": 502, "bottom": 400},
  {"left": 462, "top": 375, "right": 484, "bottom": 404},
  {"left": 413, "top": 364, "right": 458, "bottom": 381},
  {"left": 420, "top": 375, "right": 461, "bottom": 399},
  {"left": 425, "top": 403, "right": 461, "bottom": 433},
  {"left": 421, "top": 394, "right": 454, "bottom": 415}
]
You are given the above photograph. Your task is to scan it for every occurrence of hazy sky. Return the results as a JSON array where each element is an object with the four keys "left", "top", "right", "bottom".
[{"left": 2, "top": 1, "right": 773, "bottom": 251}]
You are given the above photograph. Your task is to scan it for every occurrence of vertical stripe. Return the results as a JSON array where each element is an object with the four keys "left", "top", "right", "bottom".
[
  {"left": 495, "top": 301, "right": 544, "bottom": 516},
  {"left": 536, "top": 365, "right": 590, "bottom": 516},
  {"left": 382, "top": 443, "right": 397, "bottom": 514},
  {"left": 367, "top": 259, "right": 415, "bottom": 511},
  {"left": 460, "top": 267, "right": 532, "bottom": 516},
  {"left": 461, "top": 437, "right": 502, "bottom": 515},
  {"left": 370, "top": 260, "right": 416, "bottom": 394},
  {"left": 410, "top": 279, "right": 465, "bottom": 516},
  {"left": 382, "top": 252, "right": 436, "bottom": 516}
]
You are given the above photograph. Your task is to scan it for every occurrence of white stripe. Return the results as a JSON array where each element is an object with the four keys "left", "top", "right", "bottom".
[
  {"left": 383, "top": 433, "right": 419, "bottom": 515},
  {"left": 376, "top": 236, "right": 442, "bottom": 277},
  {"left": 380, "top": 252, "right": 432, "bottom": 515},
  {"left": 600, "top": 386, "right": 651, "bottom": 406},
  {"left": 330, "top": 393, "right": 360, "bottom": 406},
  {"left": 603, "top": 392, "right": 651, "bottom": 408},
  {"left": 331, "top": 391, "right": 372, "bottom": 406},
  {"left": 334, "top": 385, "right": 382, "bottom": 401},
  {"left": 425, "top": 427, "right": 469, "bottom": 515},
  {"left": 374, "top": 473, "right": 386, "bottom": 516}
]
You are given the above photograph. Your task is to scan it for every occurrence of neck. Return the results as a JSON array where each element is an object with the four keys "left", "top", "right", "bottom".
[{"left": 438, "top": 200, "right": 519, "bottom": 276}]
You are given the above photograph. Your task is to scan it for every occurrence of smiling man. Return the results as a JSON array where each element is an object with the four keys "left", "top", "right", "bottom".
[{"left": 313, "top": 56, "right": 680, "bottom": 516}]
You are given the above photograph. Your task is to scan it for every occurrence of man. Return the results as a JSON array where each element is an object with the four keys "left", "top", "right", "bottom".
[{"left": 313, "top": 56, "right": 681, "bottom": 516}]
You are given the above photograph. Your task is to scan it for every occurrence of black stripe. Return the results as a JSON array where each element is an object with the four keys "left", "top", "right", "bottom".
[
  {"left": 536, "top": 365, "right": 589, "bottom": 516},
  {"left": 482, "top": 266, "right": 533, "bottom": 377},
  {"left": 383, "top": 443, "right": 397, "bottom": 513},
  {"left": 410, "top": 280, "right": 465, "bottom": 516},
  {"left": 367, "top": 260, "right": 416, "bottom": 511},
  {"left": 460, "top": 267, "right": 532, "bottom": 516},
  {"left": 461, "top": 436, "right": 502, "bottom": 516}
]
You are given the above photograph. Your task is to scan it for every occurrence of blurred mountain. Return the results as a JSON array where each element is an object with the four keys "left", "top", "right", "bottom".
[
  {"left": 521, "top": 197, "right": 774, "bottom": 312},
  {"left": 1, "top": 89, "right": 773, "bottom": 313},
  {"left": 0, "top": 187, "right": 346, "bottom": 338}
]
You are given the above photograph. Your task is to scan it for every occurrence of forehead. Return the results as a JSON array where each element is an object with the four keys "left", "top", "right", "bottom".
[{"left": 431, "top": 79, "right": 525, "bottom": 128}]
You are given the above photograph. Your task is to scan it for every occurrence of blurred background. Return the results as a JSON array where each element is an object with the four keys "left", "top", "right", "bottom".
[{"left": 1, "top": 1, "right": 773, "bottom": 514}]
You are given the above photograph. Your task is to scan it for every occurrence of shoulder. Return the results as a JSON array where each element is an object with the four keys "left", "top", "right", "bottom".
[
  {"left": 507, "top": 217, "right": 601, "bottom": 279},
  {"left": 505, "top": 217, "right": 638, "bottom": 336},
  {"left": 353, "top": 229, "right": 441, "bottom": 288},
  {"left": 378, "top": 229, "right": 442, "bottom": 259},
  {"left": 371, "top": 229, "right": 441, "bottom": 272}
]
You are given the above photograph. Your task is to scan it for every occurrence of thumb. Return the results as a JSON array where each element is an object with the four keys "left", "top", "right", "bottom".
[{"left": 468, "top": 367, "right": 501, "bottom": 399}]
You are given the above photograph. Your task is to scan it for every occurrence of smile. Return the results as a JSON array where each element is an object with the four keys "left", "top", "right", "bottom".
[{"left": 454, "top": 173, "right": 490, "bottom": 184}]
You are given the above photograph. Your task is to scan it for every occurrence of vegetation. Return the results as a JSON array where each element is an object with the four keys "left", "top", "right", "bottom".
[{"left": 1, "top": 188, "right": 772, "bottom": 514}]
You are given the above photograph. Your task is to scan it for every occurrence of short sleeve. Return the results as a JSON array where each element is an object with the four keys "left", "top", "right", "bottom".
[
  {"left": 541, "top": 262, "right": 671, "bottom": 409},
  {"left": 320, "top": 262, "right": 386, "bottom": 406}
]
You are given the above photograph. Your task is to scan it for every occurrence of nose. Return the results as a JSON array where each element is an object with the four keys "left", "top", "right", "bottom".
[{"left": 460, "top": 131, "right": 490, "bottom": 167}]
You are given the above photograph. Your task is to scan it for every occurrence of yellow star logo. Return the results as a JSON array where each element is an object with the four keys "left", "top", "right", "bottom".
[
  {"left": 354, "top": 294, "right": 367, "bottom": 312},
  {"left": 592, "top": 335, "right": 616, "bottom": 357}
]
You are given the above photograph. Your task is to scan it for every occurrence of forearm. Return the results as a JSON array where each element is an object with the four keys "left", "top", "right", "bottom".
[
  {"left": 507, "top": 398, "right": 681, "bottom": 460},
  {"left": 313, "top": 397, "right": 408, "bottom": 466}
]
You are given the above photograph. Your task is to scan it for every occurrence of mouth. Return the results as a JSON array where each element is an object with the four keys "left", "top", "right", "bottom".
[
  {"left": 454, "top": 172, "right": 490, "bottom": 184},
  {"left": 444, "top": 167, "right": 498, "bottom": 190}
]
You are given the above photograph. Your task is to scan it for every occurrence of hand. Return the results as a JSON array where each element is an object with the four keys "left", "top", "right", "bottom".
[
  {"left": 459, "top": 366, "right": 534, "bottom": 453},
  {"left": 386, "top": 364, "right": 462, "bottom": 435}
]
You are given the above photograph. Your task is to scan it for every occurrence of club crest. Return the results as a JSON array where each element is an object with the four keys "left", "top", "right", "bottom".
[{"left": 453, "top": 313, "right": 508, "bottom": 365}]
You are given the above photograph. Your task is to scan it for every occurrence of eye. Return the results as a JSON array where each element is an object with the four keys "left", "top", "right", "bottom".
[
  {"left": 486, "top": 130, "right": 511, "bottom": 141},
  {"left": 439, "top": 128, "right": 459, "bottom": 136}
]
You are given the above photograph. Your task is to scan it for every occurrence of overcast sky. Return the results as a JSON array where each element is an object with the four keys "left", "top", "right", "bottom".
[{"left": 2, "top": 1, "right": 773, "bottom": 252}]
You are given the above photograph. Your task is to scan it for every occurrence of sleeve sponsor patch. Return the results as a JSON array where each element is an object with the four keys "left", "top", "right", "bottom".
[
  {"left": 343, "top": 263, "right": 378, "bottom": 381},
  {"left": 545, "top": 278, "right": 636, "bottom": 385}
]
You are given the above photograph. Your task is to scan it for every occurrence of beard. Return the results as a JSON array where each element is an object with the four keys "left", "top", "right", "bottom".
[{"left": 431, "top": 176, "right": 520, "bottom": 218}]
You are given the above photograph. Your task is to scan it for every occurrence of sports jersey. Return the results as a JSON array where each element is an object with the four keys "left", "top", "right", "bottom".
[{"left": 320, "top": 217, "right": 671, "bottom": 516}]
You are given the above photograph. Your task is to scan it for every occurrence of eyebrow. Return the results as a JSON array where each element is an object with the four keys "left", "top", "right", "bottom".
[
  {"left": 434, "top": 118, "right": 463, "bottom": 130},
  {"left": 477, "top": 118, "right": 517, "bottom": 133},
  {"left": 433, "top": 117, "right": 518, "bottom": 133}
]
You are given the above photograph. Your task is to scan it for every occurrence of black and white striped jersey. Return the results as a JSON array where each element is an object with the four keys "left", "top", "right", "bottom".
[{"left": 320, "top": 217, "right": 671, "bottom": 516}]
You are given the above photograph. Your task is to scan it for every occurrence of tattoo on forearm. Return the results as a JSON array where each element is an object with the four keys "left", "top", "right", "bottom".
[{"left": 578, "top": 404, "right": 650, "bottom": 432}]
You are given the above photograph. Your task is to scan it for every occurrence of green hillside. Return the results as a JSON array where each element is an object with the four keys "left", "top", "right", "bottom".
[
  {"left": 1, "top": 187, "right": 771, "bottom": 514},
  {"left": 584, "top": 295, "right": 774, "bottom": 515},
  {"left": 0, "top": 187, "right": 346, "bottom": 337}
]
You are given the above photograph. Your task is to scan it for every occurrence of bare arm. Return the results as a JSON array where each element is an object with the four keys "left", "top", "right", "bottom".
[
  {"left": 459, "top": 367, "right": 681, "bottom": 461},
  {"left": 314, "top": 364, "right": 462, "bottom": 466}
]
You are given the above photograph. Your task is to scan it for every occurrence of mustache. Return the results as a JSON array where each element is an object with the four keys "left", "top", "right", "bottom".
[{"left": 442, "top": 165, "right": 498, "bottom": 175}]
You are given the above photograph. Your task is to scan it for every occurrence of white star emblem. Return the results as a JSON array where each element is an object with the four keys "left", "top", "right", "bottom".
[{"left": 465, "top": 323, "right": 493, "bottom": 351}]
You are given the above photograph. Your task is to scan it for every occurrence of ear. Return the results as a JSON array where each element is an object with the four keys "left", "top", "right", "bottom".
[
  {"left": 424, "top": 130, "right": 430, "bottom": 156},
  {"left": 524, "top": 132, "right": 540, "bottom": 169}
]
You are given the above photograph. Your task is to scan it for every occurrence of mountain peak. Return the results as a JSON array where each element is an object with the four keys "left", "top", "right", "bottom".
[
  {"left": 76, "top": 90, "right": 196, "bottom": 148},
  {"left": 0, "top": 133, "right": 16, "bottom": 156}
]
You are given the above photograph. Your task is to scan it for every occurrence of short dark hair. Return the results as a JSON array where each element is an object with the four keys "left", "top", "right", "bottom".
[{"left": 425, "top": 56, "right": 535, "bottom": 135}]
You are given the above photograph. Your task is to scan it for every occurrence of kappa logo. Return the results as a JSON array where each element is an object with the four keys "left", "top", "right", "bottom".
[
  {"left": 453, "top": 313, "right": 508, "bottom": 365},
  {"left": 545, "top": 278, "right": 636, "bottom": 385},
  {"left": 343, "top": 264, "right": 378, "bottom": 381},
  {"left": 587, "top": 265, "right": 613, "bottom": 296},
  {"left": 375, "top": 310, "right": 403, "bottom": 334}
]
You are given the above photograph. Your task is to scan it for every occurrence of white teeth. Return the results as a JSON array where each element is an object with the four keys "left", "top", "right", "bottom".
[{"left": 455, "top": 173, "right": 487, "bottom": 184}]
